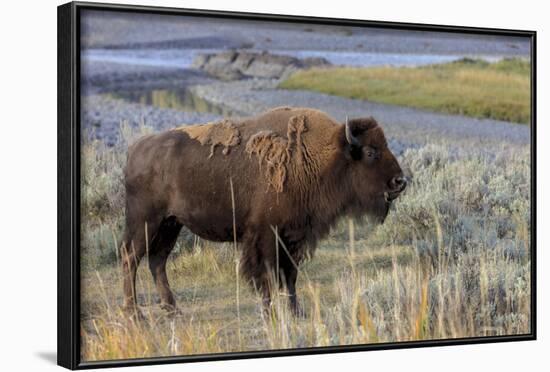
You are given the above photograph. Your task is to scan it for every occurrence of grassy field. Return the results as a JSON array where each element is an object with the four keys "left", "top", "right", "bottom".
[
  {"left": 279, "top": 58, "right": 531, "bottom": 124},
  {"left": 80, "top": 121, "right": 531, "bottom": 362}
]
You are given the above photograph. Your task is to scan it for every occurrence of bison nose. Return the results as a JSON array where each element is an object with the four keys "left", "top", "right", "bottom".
[{"left": 389, "top": 176, "right": 407, "bottom": 193}]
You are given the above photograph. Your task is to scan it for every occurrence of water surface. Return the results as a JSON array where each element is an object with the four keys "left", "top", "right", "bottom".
[{"left": 106, "top": 88, "right": 233, "bottom": 116}]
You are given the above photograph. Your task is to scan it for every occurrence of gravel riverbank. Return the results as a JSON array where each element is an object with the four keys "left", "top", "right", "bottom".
[{"left": 81, "top": 95, "right": 222, "bottom": 146}]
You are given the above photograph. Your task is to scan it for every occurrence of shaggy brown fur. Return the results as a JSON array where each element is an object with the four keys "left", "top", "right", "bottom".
[
  {"left": 244, "top": 114, "right": 311, "bottom": 193},
  {"left": 122, "top": 107, "right": 406, "bottom": 317}
]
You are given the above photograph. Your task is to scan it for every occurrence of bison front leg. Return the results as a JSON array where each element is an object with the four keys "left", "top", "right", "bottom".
[
  {"left": 241, "top": 227, "right": 305, "bottom": 317},
  {"left": 280, "top": 262, "right": 305, "bottom": 317},
  {"left": 240, "top": 227, "right": 277, "bottom": 313}
]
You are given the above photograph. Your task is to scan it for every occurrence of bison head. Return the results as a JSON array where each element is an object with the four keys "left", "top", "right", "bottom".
[{"left": 342, "top": 116, "right": 407, "bottom": 223}]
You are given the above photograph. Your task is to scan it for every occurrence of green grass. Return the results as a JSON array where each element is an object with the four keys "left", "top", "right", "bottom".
[
  {"left": 80, "top": 122, "right": 531, "bottom": 361},
  {"left": 279, "top": 58, "right": 531, "bottom": 124}
]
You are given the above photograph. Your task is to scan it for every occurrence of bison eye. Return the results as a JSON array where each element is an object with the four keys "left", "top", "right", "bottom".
[{"left": 364, "top": 146, "right": 378, "bottom": 159}]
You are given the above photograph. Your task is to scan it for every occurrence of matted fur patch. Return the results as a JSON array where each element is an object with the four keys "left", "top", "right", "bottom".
[
  {"left": 246, "top": 115, "right": 308, "bottom": 192},
  {"left": 174, "top": 119, "right": 241, "bottom": 158}
]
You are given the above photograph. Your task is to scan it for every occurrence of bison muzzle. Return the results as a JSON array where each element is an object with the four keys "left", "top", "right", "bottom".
[{"left": 121, "top": 107, "right": 406, "bottom": 317}]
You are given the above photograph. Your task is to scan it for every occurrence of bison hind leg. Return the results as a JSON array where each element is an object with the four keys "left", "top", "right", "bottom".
[
  {"left": 148, "top": 216, "right": 183, "bottom": 314},
  {"left": 121, "top": 213, "right": 162, "bottom": 319}
]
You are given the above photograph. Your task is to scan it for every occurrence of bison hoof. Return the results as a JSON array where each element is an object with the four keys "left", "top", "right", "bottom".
[
  {"left": 160, "top": 303, "right": 181, "bottom": 316},
  {"left": 291, "top": 303, "right": 307, "bottom": 318},
  {"left": 122, "top": 305, "right": 146, "bottom": 323}
]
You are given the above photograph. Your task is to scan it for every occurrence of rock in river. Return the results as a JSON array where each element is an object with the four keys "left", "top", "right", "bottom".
[{"left": 192, "top": 50, "right": 331, "bottom": 81}]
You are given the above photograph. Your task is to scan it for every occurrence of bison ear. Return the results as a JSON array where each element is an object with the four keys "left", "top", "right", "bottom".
[{"left": 342, "top": 116, "right": 368, "bottom": 161}]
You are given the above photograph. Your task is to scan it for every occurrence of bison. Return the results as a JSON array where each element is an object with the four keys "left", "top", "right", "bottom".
[{"left": 121, "top": 107, "right": 406, "bottom": 317}]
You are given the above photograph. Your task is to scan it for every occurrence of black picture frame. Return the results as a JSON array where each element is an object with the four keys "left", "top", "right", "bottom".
[{"left": 58, "top": 1, "right": 537, "bottom": 369}]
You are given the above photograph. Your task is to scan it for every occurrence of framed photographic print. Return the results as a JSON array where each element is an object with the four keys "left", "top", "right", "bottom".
[{"left": 57, "top": 1, "right": 536, "bottom": 369}]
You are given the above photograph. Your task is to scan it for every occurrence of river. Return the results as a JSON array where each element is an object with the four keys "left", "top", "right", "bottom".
[{"left": 82, "top": 48, "right": 505, "bottom": 69}]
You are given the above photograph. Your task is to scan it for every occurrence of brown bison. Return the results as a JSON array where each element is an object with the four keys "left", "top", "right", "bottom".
[{"left": 121, "top": 107, "right": 406, "bottom": 317}]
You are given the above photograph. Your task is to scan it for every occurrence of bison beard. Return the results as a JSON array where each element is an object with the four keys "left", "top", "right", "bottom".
[{"left": 121, "top": 107, "right": 406, "bottom": 318}]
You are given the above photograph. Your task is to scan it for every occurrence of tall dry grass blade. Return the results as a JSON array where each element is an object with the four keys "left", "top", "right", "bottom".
[
  {"left": 433, "top": 207, "right": 444, "bottom": 274},
  {"left": 229, "top": 177, "right": 242, "bottom": 346},
  {"left": 94, "top": 270, "right": 113, "bottom": 318},
  {"left": 275, "top": 225, "right": 280, "bottom": 291},
  {"left": 390, "top": 244, "right": 402, "bottom": 341},
  {"left": 234, "top": 259, "right": 242, "bottom": 349},
  {"left": 111, "top": 229, "right": 120, "bottom": 268},
  {"left": 168, "top": 319, "right": 180, "bottom": 355},
  {"left": 229, "top": 177, "right": 238, "bottom": 252},
  {"left": 414, "top": 278, "right": 429, "bottom": 340},
  {"left": 348, "top": 218, "right": 357, "bottom": 279},
  {"left": 143, "top": 221, "right": 155, "bottom": 321},
  {"left": 358, "top": 301, "right": 379, "bottom": 343}
]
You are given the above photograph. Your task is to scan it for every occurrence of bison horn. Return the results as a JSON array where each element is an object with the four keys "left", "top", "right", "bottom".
[{"left": 345, "top": 116, "right": 361, "bottom": 147}]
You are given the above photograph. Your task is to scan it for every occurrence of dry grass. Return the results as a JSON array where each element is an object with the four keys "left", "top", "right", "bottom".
[
  {"left": 80, "top": 122, "right": 531, "bottom": 362},
  {"left": 279, "top": 58, "right": 531, "bottom": 124}
]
